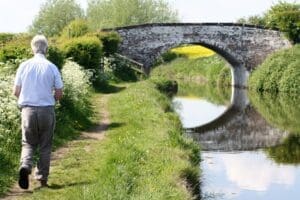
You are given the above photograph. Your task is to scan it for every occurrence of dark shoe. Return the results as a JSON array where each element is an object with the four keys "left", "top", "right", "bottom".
[
  {"left": 18, "top": 168, "right": 30, "bottom": 189},
  {"left": 39, "top": 180, "right": 49, "bottom": 188}
]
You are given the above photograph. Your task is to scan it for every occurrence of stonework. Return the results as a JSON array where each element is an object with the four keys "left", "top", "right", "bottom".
[{"left": 105, "top": 23, "right": 291, "bottom": 87}]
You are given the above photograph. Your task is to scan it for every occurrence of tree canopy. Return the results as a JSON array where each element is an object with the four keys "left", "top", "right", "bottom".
[
  {"left": 237, "top": 1, "right": 300, "bottom": 43},
  {"left": 265, "top": 1, "right": 300, "bottom": 43},
  {"left": 29, "top": 0, "right": 84, "bottom": 36},
  {"left": 87, "top": 0, "right": 178, "bottom": 30}
]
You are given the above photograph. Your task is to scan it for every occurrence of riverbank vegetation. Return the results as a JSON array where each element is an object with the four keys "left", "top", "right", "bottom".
[
  {"left": 152, "top": 54, "right": 232, "bottom": 87},
  {"left": 249, "top": 44, "right": 300, "bottom": 94}
]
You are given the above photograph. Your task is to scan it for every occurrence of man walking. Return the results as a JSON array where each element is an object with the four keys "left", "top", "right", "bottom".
[{"left": 13, "top": 35, "right": 63, "bottom": 189}]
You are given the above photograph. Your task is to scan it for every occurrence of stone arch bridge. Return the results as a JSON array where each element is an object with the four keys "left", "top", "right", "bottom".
[{"left": 104, "top": 23, "right": 291, "bottom": 87}]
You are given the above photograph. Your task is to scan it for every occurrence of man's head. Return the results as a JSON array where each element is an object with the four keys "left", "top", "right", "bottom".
[{"left": 31, "top": 35, "right": 48, "bottom": 55}]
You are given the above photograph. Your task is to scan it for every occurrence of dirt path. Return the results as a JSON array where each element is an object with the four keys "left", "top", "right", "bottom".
[{"left": 1, "top": 94, "right": 110, "bottom": 200}]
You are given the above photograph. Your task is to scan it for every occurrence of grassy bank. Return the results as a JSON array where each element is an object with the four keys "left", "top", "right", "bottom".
[
  {"left": 151, "top": 55, "right": 231, "bottom": 87},
  {"left": 249, "top": 44, "right": 300, "bottom": 94},
  {"left": 17, "top": 81, "right": 200, "bottom": 200}
]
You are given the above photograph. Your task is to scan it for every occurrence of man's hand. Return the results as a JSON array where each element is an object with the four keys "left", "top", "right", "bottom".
[
  {"left": 54, "top": 88, "right": 63, "bottom": 101},
  {"left": 13, "top": 85, "right": 21, "bottom": 98}
]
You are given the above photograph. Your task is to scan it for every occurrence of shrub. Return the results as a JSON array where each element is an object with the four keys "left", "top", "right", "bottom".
[
  {"left": 60, "top": 19, "right": 90, "bottom": 39},
  {"left": 88, "top": 32, "right": 121, "bottom": 56},
  {"left": 161, "top": 51, "right": 179, "bottom": 62},
  {"left": 0, "top": 34, "right": 32, "bottom": 62},
  {"left": 249, "top": 45, "right": 300, "bottom": 94},
  {"left": 61, "top": 36, "right": 103, "bottom": 70},
  {"left": 47, "top": 46, "right": 65, "bottom": 70},
  {"left": 57, "top": 61, "right": 93, "bottom": 131},
  {"left": 151, "top": 78, "right": 178, "bottom": 97},
  {"left": 0, "top": 33, "right": 15, "bottom": 46},
  {"left": 279, "top": 60, "right": 300, "bottom": 93},
  {"left": 103, "top": 56, "right": 139, "bottom": 82}
]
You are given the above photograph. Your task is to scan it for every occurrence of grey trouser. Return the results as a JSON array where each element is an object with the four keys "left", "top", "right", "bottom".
[{"left": 20, "top": 106, "right": 55, "bottom": 181}]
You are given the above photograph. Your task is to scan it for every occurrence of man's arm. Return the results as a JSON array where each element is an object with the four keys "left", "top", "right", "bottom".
[
  {"left": 54, "top": 88, "right": 63, "bottom": 101},
  {"left": 13, "top": 85, "right": 21, "bottom": 98}
]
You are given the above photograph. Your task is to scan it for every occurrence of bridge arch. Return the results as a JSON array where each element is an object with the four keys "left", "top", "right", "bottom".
[
  {"left": 105, "top": 23, "right": 291, "bottom": 87},
  {"left": 159, "top": 41, "right": 244, "bottom": 87}
]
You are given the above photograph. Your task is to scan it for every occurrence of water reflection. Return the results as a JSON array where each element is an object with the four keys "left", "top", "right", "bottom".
[
  {"left": 190, "top": 105, "right": 289, "bottom": 151},
  {"left": 202, "top": 151, "right": 300, "bottom": 200},
  {"left": 173, "top": 97, "right": 227, "bottom": 128},
  {"left": 172, "top": 82, "right": 300, "bottom": 200}
]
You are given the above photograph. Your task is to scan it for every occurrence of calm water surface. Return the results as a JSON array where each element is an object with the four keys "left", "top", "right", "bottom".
[{"left": 172, "top": 84, "right": 300, "bottom": 200}]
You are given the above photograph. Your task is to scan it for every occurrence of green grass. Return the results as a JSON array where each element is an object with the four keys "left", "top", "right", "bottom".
[
  {"left": 16, "top": 81, "right": 200, "bottom": 200},
  {"left": 151, "top": 55, "right": 231, "bottom": 87}
]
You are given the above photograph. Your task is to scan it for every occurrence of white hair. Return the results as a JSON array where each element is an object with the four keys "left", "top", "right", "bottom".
[{"left": 31, "top": 35, "right": 48, "bottom": 55}]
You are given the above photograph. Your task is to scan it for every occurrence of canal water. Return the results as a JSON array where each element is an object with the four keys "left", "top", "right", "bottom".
[{"left": 172, "top": 82, "right": 300, "bottom": 200}]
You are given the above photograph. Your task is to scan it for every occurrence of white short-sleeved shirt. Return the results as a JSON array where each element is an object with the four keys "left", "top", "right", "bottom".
[{"left": 14, "top": 53, "right": 63, "bottom": 106}]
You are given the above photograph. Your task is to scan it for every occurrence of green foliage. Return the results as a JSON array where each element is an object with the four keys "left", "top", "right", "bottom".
[
  {"left": 151, "top": 78, "right": 178, "bottom": 97},
  {"left": 88, "top": 32, "right": 122, "bottom": 56},
  {"left": 60, "top": 19, "right": 90, "bottom": 39},
  {"left": 61, "top": 36, "right": 103, "bottom": 70},
  {"left": 154, "top": 50, "right": 180, "bottom": 66},
  {"left": 264, "top": 1, "right": 300, "bottom": 43},
  {"left": 0, "top": 73, "right": 21, "bottom": 195},
  {"left": 279, "top": 60, "right": 300, "bottom": 93},
  {"left": 103, "top": 56, "right": 139, "bottom": 82},
  {"left": 0, "top": 34, "right": 65, "bottom": 70},
  {"left": 87, "top": 0, "right": 178, "bottom": 30},
  {"left": 56, "top": 61, "right": 93, "bottom": 133},
  {"left": 161, "top": 51, "right": 179, "bottom": 62},
  {"left": 237, "top": 1, "right": 300, "bottom": 43},
  {"left": 0, "top": 34, "right": 32, "bottom": 62},
  {"left": 47, "top": 46, "right": 65, "bottom": 70},
  {"left": 237, "top": 15, "right": 266, "bottom": 26},
  {"left": 151, "top": 55, "right": 231, "bottom": 87},
  {"left": 217, "top": 67, "right": 232, "bottom": 87},
  {"left": 249, "top": 45, "right": 300, "bottom": 94},
  {"left": 29, "top": 0, "right": 84, "bottom": 36},
  {"left": 0, "top": 33, "right": 15, "bottom": 46}
]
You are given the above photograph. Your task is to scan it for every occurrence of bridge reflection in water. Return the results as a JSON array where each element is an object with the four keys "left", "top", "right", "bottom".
[
  {"left": 173, "top": 87, "right": 300, "bottom": 200},
  {"left": 186, "top": 88, "right": 289, "bottom": 151}
]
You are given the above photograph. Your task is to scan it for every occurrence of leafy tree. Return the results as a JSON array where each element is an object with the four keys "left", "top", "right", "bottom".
[
  {"left": 29, "top": 0, "right": 84, "bottom": 36},
  {"left": 237, "top": 15, "right": 266, "bottom": 26},
  {"left": 238, "top": 1, "right": 300, "bottom": 43},
  {"left": 264, "top": 1, "right": 300, "bottom": 43},
  {"left": 60, "top": 19, "right": 90, "bottom": 39},
  {"left": 87, "top": 0, "right": 178, "bottom": 30}
]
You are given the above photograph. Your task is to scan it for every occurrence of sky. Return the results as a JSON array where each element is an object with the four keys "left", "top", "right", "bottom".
[{"left": 0, "top": 0, "right": 298, "bottom": 33}]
